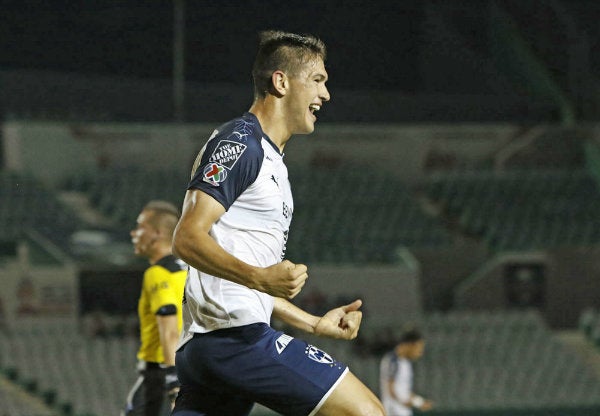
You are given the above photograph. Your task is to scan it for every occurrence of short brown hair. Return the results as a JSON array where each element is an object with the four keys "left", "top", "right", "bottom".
[
  {"left": 142, "top": 200, "right": 180, "bottom": 238},
  {"left": 252, "top": 30, "right": 327, "bottom": 99}
]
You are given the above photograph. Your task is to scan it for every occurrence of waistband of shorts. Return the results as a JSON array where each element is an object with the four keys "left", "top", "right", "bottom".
[
  {"left": 191, "top": 322, "right": 271, "bottom": 341},
  {"left": 136, "top": 360, "right": 162, "bottom": 371}
]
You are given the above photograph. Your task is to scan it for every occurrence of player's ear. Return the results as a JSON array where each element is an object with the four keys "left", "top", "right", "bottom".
[{"left": 271, "top": 70, "right": 288, "bottom": 97}]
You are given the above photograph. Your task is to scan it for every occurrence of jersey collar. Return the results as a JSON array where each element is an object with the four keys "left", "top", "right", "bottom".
[
  {"left": 155, "top": 254, "right": 176, "bottom": 268},
  {"left": 244, "top": 112, "right": 284, "bottom": 156}
]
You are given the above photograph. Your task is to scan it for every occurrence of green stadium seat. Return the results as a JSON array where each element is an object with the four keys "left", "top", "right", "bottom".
[{"left": 425, "top": 169, "right": 600, "bottom": 251}]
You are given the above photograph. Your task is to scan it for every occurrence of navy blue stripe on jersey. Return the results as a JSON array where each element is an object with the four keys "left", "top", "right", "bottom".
[
  {"left": 188, "top": 113, "right": 264, "bottom": 211},
  {"left": 385, "top": 352, "right": 400, "bottom": 380}
]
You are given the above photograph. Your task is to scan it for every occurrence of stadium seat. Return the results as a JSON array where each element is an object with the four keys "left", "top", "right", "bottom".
[{"left": 425, "top": 169, "right": 600, "bottom": 251}]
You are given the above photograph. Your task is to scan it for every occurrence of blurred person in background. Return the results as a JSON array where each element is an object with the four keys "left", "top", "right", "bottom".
[
  {"left": 171, "top": 30, "right": 384, "bottom": 416},
  {"left": 123, "top": 200, "right": 187, "bottom": 416},
  {"left": 379, "top": 328, "right": 433, "bottom": 416}
]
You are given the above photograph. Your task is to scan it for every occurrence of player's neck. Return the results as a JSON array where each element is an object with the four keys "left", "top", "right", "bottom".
[
  {"left": 249, "top": 100, "right": 291, "bottom": 153},
  {"left": 395, "top": 345, "right": 410, "bottom": 359},
  {"left": 148, "top": 246, "right": 172, "bottom": 265}
]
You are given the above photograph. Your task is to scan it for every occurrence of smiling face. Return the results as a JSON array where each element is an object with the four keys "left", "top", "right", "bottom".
[{"left": 284, "top": 57, "right": 330, "bottom": 135}]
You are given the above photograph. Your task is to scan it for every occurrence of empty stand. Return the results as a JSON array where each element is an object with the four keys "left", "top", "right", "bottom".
[
  {"left": 346, "top": 309, "right": 600, "bottom": 410},
  {"left": 0, "top": 171, "right": 83, "bottom": 251},
  {"left": 63, "top": 165, "right": 452, "bottom": 264},
  {"left": 84, "top": 167, "right": 187, "bottom": 228},
  {"left": 0, "top": 317, "right": 138, "bottom": 416},
  {"left": 1, "top": 311, "right": 600, "bottom": 415},
  {"left": 286, "top": 165, "right": 452, "bottom": 263},
  {"left": 426, "top": 169, "right": 600, "bottom": 251}
]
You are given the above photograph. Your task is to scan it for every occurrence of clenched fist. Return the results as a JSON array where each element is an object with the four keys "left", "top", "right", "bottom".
[
  {"left": 254, "top": 260, "right": 308, "bottom": 299},
  {"left": 314, "top": 299, "right": 363, "bottom": 340}
]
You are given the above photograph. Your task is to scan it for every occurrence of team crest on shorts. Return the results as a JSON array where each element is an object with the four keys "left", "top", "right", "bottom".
[
  {"left": 305, "top": 345, "right": 335, "bottom": 365},
  {"left": 203, "top": 162, "right": 227, "bottom": 186}
]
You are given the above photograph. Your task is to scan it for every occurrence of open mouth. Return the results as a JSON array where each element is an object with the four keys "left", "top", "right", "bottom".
[{"left": 309, "top": 104, "right": 321, "bottom": 121}]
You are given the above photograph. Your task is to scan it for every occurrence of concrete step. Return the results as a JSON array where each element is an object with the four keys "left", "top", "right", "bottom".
[
  {"left": 0, "top": 375, "right": 57, "bottom": 415},
  {"left": 57, "top": 191, "right": 115, "bottom": 228},
  {"left": 555, "top": 330, "right": 600, "bottom": 378}
]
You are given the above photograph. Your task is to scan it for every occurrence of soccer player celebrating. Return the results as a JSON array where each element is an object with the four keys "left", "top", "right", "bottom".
[{"left": 171, "top": 31, "right": 385, "bottom": 415}]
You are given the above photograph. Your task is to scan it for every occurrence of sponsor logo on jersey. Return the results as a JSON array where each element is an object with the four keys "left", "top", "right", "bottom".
[
  {"left": 203, "top": 162, "right": 227, "bottom": 186},
  {"left": 275, "top": 334, "right": 294, "bottom": 354},
  {"left": 209, "top": 140, "right": 247, "bottom": 170},
  {"left": 305, "top": 345, "right": 335, "bottom": 365}
]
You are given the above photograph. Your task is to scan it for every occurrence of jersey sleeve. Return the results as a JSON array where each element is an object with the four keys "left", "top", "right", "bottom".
[
  {"left": 382, "top": 354, "right": 399, "bottom": 381},
  {"left": 143, "top": 266, "right": 180, "bottom": 315},
  {"left": 188, "top": 132, "right": 263, "bottom": 211}
]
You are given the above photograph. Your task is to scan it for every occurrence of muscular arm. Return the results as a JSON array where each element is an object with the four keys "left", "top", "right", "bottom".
[
  {"left": 272, "top": 297, "right": 363, "bottom": 339},
  {"left": 172, "top": 189, "right": 308, "bottom": 299},
  {"left": 156, "top": 314, "right": 179, "bottom": 366},
  {"left": 272, "top": 297, "right": 319, "bottom": 334}
]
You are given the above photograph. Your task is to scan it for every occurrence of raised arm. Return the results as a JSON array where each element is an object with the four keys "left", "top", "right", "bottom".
[
  {"left": 272, "top": 297, "right": 363, "bottom": 339},
  {"left": 172, "top": 189, "right": 308, "bottom": 299}
]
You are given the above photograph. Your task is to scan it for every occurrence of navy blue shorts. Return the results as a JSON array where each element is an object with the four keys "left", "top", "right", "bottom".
[{"left": 172, "top": 323, "right": 348, "bottom": 416}]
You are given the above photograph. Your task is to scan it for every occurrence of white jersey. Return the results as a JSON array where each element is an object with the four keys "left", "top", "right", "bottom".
[
  {"left": 179, "top": 112, "right": 293, "bottom": 345},
  {"left": 380, "top": 352, "right": 414, "bottom": 416}
]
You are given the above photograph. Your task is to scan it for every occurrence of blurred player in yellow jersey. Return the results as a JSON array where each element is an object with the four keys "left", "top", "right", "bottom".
[{"left": 123, "top": 200, "right": 187, "bottom": 416}]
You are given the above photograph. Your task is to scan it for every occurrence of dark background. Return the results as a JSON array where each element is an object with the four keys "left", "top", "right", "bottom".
[
  {"left": 0, "top": 0, "right": 425, "bottom": 91},
  {"left": 2, "top": 0, "right": 599, "bottom": 122}
]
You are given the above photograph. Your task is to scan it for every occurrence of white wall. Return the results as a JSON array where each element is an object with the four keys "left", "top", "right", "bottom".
[
  {"left": 0, "top": 244, "right": 78, "bottom": 322},
  {"left": 295, "top": 264, "right": 423, "bottom": 324},
  {"left": 3, "top": 120, "right": 522, "bottom": 187}
]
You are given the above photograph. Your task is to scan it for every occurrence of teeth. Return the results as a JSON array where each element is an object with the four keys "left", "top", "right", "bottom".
[{"left": 309, "top": 104, "right": 320, "bottom": 112}]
